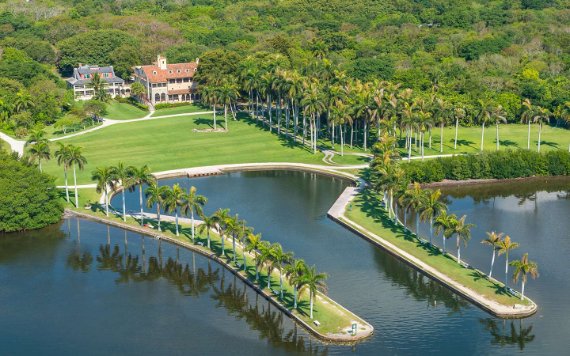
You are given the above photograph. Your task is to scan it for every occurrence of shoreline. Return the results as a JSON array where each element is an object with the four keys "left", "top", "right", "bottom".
[
  {"left": 420, "top": 175, "right": 570, "bottom": 189},
  {"left": 327, "top": 186, "right": 538, "bottom": 319},
  {"left": 66, "top": 209, "right": 374, "bottom": 344}
]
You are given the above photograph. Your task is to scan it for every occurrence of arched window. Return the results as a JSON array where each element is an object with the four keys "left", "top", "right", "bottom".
[{"left": 155, "top": 93, "right": 160, "bottom": 102}]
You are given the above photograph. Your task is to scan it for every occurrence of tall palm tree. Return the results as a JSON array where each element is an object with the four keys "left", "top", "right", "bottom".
[
  {"left": 270, "top": 243, "right": 293, "bottom": 299},
  {"left": 213, "top": 208, "right": 231, "bottom": 257},
  {"left": 300, "top": 265, "right": 327, "bottom": 319},
  {"left": 449, "top": 215, "right": 474, "bottom": 265},
  {"left": 521, "top": 99, "right": 535, "bottom": 150},
  {"left": 28, "top": 140, "right": 50, "bottom": 172},
  {"left": 25, "top": 129, "right": 46, "bottom": 146},
  {"left": 419, "top": 189, "right": 447, "bottom": 244},
  {"left": 258, "top": 241, "right": 274, "bottom": 290},
  {"left": 498, "top": 235, "right": 520, "bottom": 288},
  {"left": 218, "top": 77, "right": 240, "bottom": 130},
  {"left": 532, "top": 106, "right": 551, "bottom": 153},
  {"left": 128, "top": 165, "right": 153, "bottom": 226},
  {"left": 68, "top": 145, "right": 88, "bottom": 208},
  {"left": 433, "top": 210, "right": 456, "bottom": 254},
  {"left": 405, "top": 182, "right": 426, "bottom": 235},
  {"left": 181, "top": 186, "right": 207, "bottom": 242},
  {"left": 491, "top": 105, "right": 507, "bottom": 150},
  {"left": 145, "top": 180, "right": 168, "bottom": 231},
  {"left": 453, "top": 106, "right": 466, "bottom": 150},
  {"left": 510, "top": 253, "right": 539, "bottom": 300},
  {"left": 91, "top": 166, "right": 114, "bottom": 217},
  {"left": 284, "top": 258, "right": 308, "bottom": 309},
  {"left": 246, "top": 232, "right": 263, "bottom": 280},
  {"left": 163, "top": 184, "right": 185, "bottom": 236},
  {"left": 110, "top": 162, "right": 134, "bottom": 222},
  {"left": 301, "top": 82, "right": 325, "bottom": 154},
  {"left": 478, "top": 99, "right": 494, "bottom": 151},
  {"left": 55, "top": 143, "right": 72, "bottom": 203},
  {"left": 201, "top": 85, "right": 219, "bottom": 129},
  {"left": 481, "top": 231, "right": 504, "bottom": 278},
  {"left": 198, "top": 214, "right": 216, "bottom": 249}
]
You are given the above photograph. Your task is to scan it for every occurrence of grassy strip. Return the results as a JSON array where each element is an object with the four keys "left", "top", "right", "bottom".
[
  {"left": 105, "top": 101, "right": 148, "bottom": 120},
  {"left": 151, "top": 104, "right": 208, "bottom": 117},
  {"left": 344, "top": 189, "right": 530, "bottom": 307},
  {"left": 67, "top": 199, "right": 367, "bottom": 336}
]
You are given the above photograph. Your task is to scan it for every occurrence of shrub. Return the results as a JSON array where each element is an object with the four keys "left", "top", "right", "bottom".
[
  {"left": 400, "top": 150, "right": 570, "bottom": 183},
  {"left": 154, "top": 102, "right": 193, "bottom": 110}
]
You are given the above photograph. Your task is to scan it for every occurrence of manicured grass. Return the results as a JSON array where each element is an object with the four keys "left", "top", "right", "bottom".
[
  {"left": 344, "top": 189, "right": 529, "bottom": 307},
  {"left": 70, "top": 202, "right": 366, "bottom": 335},
  {"left": 105, "top": 101, "right": 148, "bottom": 120},
  {"left": 151, "top": 104, "right": 208, "bottom": 117},
  {"left": 0, "top": 138, "right": 10, "bottom": 152},
  {"left": 42, "top": 114, "right": 328, "bottom": 184}
]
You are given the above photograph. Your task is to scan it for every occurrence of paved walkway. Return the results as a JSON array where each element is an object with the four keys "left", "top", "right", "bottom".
[{"left": 0, "top": 131, "right": 25, "bottom": 156}]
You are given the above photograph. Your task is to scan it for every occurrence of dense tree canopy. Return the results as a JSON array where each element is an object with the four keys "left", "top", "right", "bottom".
[{"left": 0, "top": 150, "right": 63, "bottom": 232}]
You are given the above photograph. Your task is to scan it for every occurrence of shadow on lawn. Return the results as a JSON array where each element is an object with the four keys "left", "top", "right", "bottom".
[
  {"left": 498, "top": 139, "right": 518, "bottom": 148},
  {"left": 354, "top": 188, "right": 512, "bottom": 302}
]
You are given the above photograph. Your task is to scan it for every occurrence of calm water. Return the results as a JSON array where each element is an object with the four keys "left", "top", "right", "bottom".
[{"left": 2, "top": 172, "right": 569, "bottom": 355}]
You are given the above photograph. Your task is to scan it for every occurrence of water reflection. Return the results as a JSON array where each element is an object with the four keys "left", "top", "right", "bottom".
[
  {"left": 480, "top": 318, "right": 535, "bottom": 350},
  {"left": 373, "top": 249, "right": 470, "bottom": 314},
  {"left": 64, "top": 236, "right": 329, "bottom": 354}
]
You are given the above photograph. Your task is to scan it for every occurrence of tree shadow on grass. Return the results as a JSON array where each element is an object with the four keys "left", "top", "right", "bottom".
[
  {"left": 498, "top": 139, "right": 518, "bottom": 148},
  {"left": 193, "top": 117, "right": 214, "bottom": 129},
  {"left": 454, "top": 139, "right": 476, "bottom": 149},
  {"left": 239, "top": 114, "right": 314, "bottom": 153},
  {"left": 538, "top": 140, "right": 559, "bottom": 149}
]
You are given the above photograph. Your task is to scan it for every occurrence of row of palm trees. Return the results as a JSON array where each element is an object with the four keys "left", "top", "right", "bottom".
[
  {"left": 90, "top": 167, "right": 328, "bottom": 319},
  {"left": 373, "top": 136, "right": 539, "bottom": 300},
  {"left": 198, "top": 54, "right": 566, "bottom": 157}
]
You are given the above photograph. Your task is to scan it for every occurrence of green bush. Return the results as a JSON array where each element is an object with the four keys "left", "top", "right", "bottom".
[
  {"left": 401, "top": 150, "right": 570, "bottom": 183},
  {"left": 154, "top": 102, "right": 193, "bottom": 110},
  {"left": 0, "top": 151, "right": 63, "bottom": 232}
]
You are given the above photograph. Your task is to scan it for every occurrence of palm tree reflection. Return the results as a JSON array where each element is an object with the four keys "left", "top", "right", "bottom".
[{"left": 480, "top": 318, "right": 535, "bottom": 350}]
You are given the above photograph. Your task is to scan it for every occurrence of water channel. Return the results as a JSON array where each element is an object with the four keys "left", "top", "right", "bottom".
[{"left": 1, "top": 171, "right": 568, "bottom": 355}]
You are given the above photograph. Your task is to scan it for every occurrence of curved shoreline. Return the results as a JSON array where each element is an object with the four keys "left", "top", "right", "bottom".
[
  {"left": 420, "top": 175, "right": 570, "bottom": 189},
  {"left": 66, "top": 209, "right": 374, "bottom": 343}
]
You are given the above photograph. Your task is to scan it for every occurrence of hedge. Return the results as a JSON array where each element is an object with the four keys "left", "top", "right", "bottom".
[{"left": 401, "top": 150, "right": 570, "bottom": 183}]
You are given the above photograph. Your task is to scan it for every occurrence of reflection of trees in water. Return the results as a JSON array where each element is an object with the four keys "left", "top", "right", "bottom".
[
  {"left": 81, "top": 239, "right": 328, "bottom": 354},
  {"left": 66, "top": 250, "right": 93, "bottom": 272},
  {"left": 480, "top": 318, "right": 535, "bottom": 350},
  {"left": 373, "top": 249, "right": 469, "bottom": 314}
]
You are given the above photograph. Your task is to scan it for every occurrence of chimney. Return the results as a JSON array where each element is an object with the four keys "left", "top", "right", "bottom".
[{"left": 157, "top": 55, "right": 167, "bottom": 70}]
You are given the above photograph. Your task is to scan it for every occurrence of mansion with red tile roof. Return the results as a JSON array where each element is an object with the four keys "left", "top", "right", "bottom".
[{"left": 133, "top": 55, "right": 199, "bottom": 105}]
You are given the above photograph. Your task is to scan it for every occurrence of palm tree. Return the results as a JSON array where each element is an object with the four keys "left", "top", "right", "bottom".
[
  {"left": 218, "top": 77, "right": 240, "bottom": 130},
  {"left": 198, "top": 214, "right": 216, "bottom": 249},
  {"left": 91, "top": 166, "right": 114, "bottom": 217},
  {"left": 145, "top": 180, "right": 168, "bottom": 231},
  {"left": 481, "top": 231, "right": 503, "bottom": 278},
  {"left": 213, "top": 208, "right": 231, "bottom": 257},
  {"left": 270, "top": 243, "right": 293, "bottom": 299},
  {"left": 453, "top": 106, "right": 466, "bottom": 150},
  {"left": 258, "top": 241, "right": 274, "bottom": 290},
  {"left": 301, "top": 82, "right": 326, "bottom": 154},
  {"left": 491, "top": 105, "right": 507, "bottom": 150},
  {"left": 284, "top": 258, "right": 308, "bottom": 309},
  {"left": 300, "top": 265, "right": 327, "bottom": 319},
  {"left": 433, "top": 210, "right": 456, "bottom": 254},
  {"left": 110, "top": 162, "right": 133, "bottom": 222},
  {"left": 55, "top": 143, "right": 72, "bottom": 203},
  {"left": 14, "top": 90, "right": 34, "bottom": 113},
  {"left": 478, "top": 99, "right": 494, "bottom": 151},
  {"left": 28, "top": 140, "right": 50, "bottom": 172},
  {"left": 128, "top": 165, "right": 153, "bottom": 225},
  {"left": 419, "top": 189, "right": 447, "bottom": 244},
  {"left": 405, "top": 182, "right": 426, "bottom": 235},
  {"left": 201, "top": 85, "right": 219, "bottom": 129},
  {"left": 163, "top": 184, "right": 185, "bottom": 236},
  {"left": 521, "top": 99, "right": 535, "bottom": 150},
  {"left": 246, "top": 232, "right": 263, "bottom": 280},
  {"left": 181, "top": 186, "right": 207, "bottom": 242},
  {"left": 498, "top": 235, "right": 520, "bottom": 289},
  {"left": 532, "top": 106, "right": 551, "bottom": 153},
  {"left": 25, "top": 129, "right": 46, "bottom": 146},
  {"left": 449, "top": 215, "right": 474, "bottom": 265},
  {"left": 68, "top": 145, "right": 88, "bottom": 208},
  {"left": 510, "top": 253, "right": 539, "bottom": 300}
]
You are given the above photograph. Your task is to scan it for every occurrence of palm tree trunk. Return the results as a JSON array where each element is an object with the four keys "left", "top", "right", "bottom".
[
  {"left": 104, "top": 189, "right": 109, "bottom": 217},
  {"left": 490, "top": 250, "right": 496, "bottom": 277},
  {"left": 267, "top": 266, "right": 271, "bottom": 289},
  {"left": 191, "top": 210, "right": 195, "bottom": 242},
  {"left": 139, "top": 184, "right": 144, "bottom": 225},
  {"left": 279, "top": 271, "right": 283, "bottom": 299},
  {"left": 443, "top": 235, "right": 446, "bottom": 253},
  {"left": 221, "top": 233, "right": 225, "bottom": 256},
  {"left": 340, "top": 124, "right": 344, "bottom": 156},
  {"left": 175, "top": 209, "right": 179, "bottom": 236},
  {"left": 157, "top": 204, "right": 161, "bottom": 231},
  {"left": 350, "top": 124, "right": 354, "bottom": 148},
  {"left": 497, "top": 122, "right": 499, "bottom": 151},
  {"left": 242, "top": 245, "right": 246, "bottom": 271},
  {"left": 505, "top": 253, "right": 509, "bottom": 288},
  {"left": 121, "top": 189, "right": 126, "bottom": 222},
  {"left": 527, "top": 121, "right": 531, "bottom": 149},
  {"left": 207, "top": 231, "right": 210, "bottom": 249},
  {"left": 39, "top": 159, "right": 42, "bottom": 173},
  {"left": 457, "top": 236, "right": 461, "bottom": 264},
  {"left": 232, "top": 235, "right": 236, "bottom": 263},
  {"left": 537, "top": 122, "right": 542, "bottom": 152},
  {"left": 440, "top": 123, "right": 444, "bottom": 153},
  {"left": 224, "top": 105, "right": 228, "bottom": 131},
  {"left": 73, "top": 165, "right": 79, "bottom": 208},
  {"left": 416, "top": 212, "right": 420, "bottom": 235},
  {"left": 363, "top": 120, "right": 368, "bottom": 150},
  {"left": 268, "top": 95, "right": 272, "bottom": 132},
  {"left": 293, "top": 286, "right": 298, "bottom": 309},
  {"left": 520, "top": 280, "right": 525, "bottom": 300},
  {"left": 430, "top": 217, "right": 433, "bottom": 244},
  {"left": 213, "top": 103, "right": 217, "bottom": 129},
  {"left": 310, "top": 292, "right": 314, "bottom": 319},
  {"left": 454, "top": 118, "right": 459, "bottom": 149},
  {"left": 481, "top": 123, "right": 485, "bottom": 151}
]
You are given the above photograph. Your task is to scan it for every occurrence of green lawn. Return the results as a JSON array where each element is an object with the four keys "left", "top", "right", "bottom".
[
  {"left": 317, "top": 124, "right": 570, "bottom": 157},
  {"left": 43, "top": 114, "right": 329, "bottom": 185},
  {"left": 151, "top": 104, "right": 209, "bottom": 117},
  {"left": 344, "top": 189, "right": 530, "bottom": 307},
  {"left": 105, "top": 101, "right": 148, "bottom": 120},
  {"left": 0, "top": 138, "right": 10, "bottom": 152}
]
